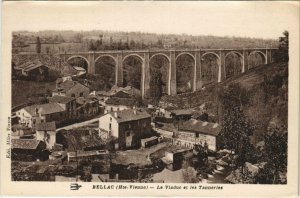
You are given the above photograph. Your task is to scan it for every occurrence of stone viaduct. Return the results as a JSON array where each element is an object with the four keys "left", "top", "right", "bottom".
[{"left": 13, "top": 48, "right": 277, "bottom": 98}]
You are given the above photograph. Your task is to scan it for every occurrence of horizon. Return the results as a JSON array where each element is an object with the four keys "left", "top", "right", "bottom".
[
  {"left": 4, "top": 1, "right": 299, "bottom": 40},
  {"left": 13, "top": 29, "right": 278, "bottom": 41}
]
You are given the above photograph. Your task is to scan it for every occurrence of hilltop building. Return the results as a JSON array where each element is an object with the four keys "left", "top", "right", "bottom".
[{"left": 98, "top": 109, "right": 152, "bottom": 150}]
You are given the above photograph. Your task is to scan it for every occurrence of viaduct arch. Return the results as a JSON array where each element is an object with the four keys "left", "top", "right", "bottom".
[{"left": 13, "top": 48, "right": 277, "bottom": 98}]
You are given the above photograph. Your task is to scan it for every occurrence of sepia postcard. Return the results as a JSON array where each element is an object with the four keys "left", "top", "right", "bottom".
[{"left": 0, "top": 1, "right": 299, "bottom": 197}]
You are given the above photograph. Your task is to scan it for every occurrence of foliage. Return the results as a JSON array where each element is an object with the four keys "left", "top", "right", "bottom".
[
  {"left": 36, "top": 36, "right": 41, "bottom": 54},
  {"left": 149, "top": 68, "right": 163, "bottom": 104},
  {"left": 182, "top": 167, "right": 199, "bottom": 183},
  {"left": 256, "top": 129, "right": 287, "bottom": 184},
  {"left": 274, "top": 31, "right": 289, "bottom": 63}
]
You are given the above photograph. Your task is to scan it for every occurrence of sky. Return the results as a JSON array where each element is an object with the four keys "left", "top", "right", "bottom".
[{"left": 3, "top": 1, "right": 299, "bottom": 39}]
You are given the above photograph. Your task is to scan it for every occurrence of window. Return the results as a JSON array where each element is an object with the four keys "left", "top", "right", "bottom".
[
  {"left": 71, "top": 93, "right": 75, "bottom": 97},
  {"left": 111, "top": 107, "right": 113, "bottom": 112},
  {"left": 196, "top": 133, "right": 199, "bottom": 138},
  {"left": 41, "top": 119, "right": 44, "bottom": 123},
  {"left": 80, "top": 92, "right": 83, "bottom": 97},
  {"left": 32, "top": 119, "right": 36, "bottom": 124},
  {"left": 109, "top": 123, "right": 112, "bottom": 130},
  {"left": 110, "top": 117, "right": 112, "bottom": 122}
]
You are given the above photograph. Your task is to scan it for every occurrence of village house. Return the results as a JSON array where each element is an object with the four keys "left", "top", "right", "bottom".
[
  {"left": 16, "top": 103, "right": 66, "bottom": 128},
  {"left": 98, "top": 109, "right": 152, "bottom": 150},
  {"left": 52, "top": 79, "right": 89, "bottom": 98},
  {"left": 11, "top": 139, "right": 47, "bottom": 161},
  {"left": 35, "top": 121, "right": 57, "bottom": 150},
  {"left": 170, "top": 109, "right": 193, "bottom": 120},
  {"left": 104, "top": 97, "right": 137, "bottom": 114},
  {"left": 176, "top": 119, "right": 221, "bottom": 151},
  {"left": 75, "top": 96, "right": 100, "bottom": 119},
  {"left": 48, "top": 95, "right": 77, "bottom": 119},
  {"left": 14, "top": 60, "right": 49, "bottom": 81},
  {"left": 11, "top": 124, "right": 35, "bottom": 139}
]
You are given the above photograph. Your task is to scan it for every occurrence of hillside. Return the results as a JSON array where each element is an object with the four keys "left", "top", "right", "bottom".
[{"left": 160, "top": 62, "right": 288, "bottom": 142}]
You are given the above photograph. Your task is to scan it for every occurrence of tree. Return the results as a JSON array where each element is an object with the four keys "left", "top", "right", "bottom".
[
  {"left": 149, "top": 68, "right": 163, "bottom": 104},
  {"left": 36, "top": 36, "right": 41, "bottom": 54},
  {"left": 256, "top": 129, "right": 287, "bottom": 184},
  {"left": 274, "top": 31, "right": 289, "bottom": 62}
]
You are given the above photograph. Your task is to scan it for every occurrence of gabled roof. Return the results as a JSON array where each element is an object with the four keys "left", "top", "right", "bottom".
[
  {"left": 76, "top": 96, "right": 98, "bottom": 105},
  {"left": 23, "top": 103, "right": 65, "bottom": 116},
  {"left": 35, "top": 121, "right": 56, "bottom": 131},
  {"left": 170, "top": 109, "right": 194, "bottom": 116},
  {"left": 53, "top": 80, "right": 89, "bottom": 93},
  {"left": 108, "top": 109, "right": 151, "bottom": 123},
  {"left": 105, "top": 97, "right": 136, "bottom": 107},
  {"left": 15, "top": 60, "right": 48, "bottom": 72},
  {"left": 48, "top": 95, "right": 75, "bottom": 104},
  {"left": 178, "top": 119, "right": 221, "bottom": 136},
  {"left": 11, "top": 139, "right": 43, "bottom": 150}
]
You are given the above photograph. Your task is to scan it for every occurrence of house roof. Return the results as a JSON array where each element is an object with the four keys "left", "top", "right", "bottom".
[
  {"left": 24, "top": 103, "right": 65, "bottom": 115},
  {"left": 48, "top": 95, "right": 75, "bottom": 104},
  {"left": 178, "top": 119, "right": 221, "bottom": 136},
  {"left": 105, "top": 97, "right": 136, "bottom": 107},
  {"left": 15, "top": 60, "right": 48, "bottom": 72},
  {"left": 109, "top": 109, "right": 151, "bottom": 123},
  {"left": 11, "top": 139, "right": 43, "bottom": 150},
  {"left": 53, "top": 80, "right": 88, "bottom": 93},
  {"left": 170, "top": 109, "right": 194, "bottom": 116},
  {"left": 76, "top": 96, "right": 98, "bottom": 105},
  {"left": 35, "top": 121, "right": 56, "bottom": 131}
]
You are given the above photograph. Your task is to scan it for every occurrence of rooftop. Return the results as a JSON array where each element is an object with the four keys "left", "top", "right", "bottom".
[
  {"left": 11, "top": 139, "right": 43, "bottom": 150},
  {"left": 48, "top": 95, "right": 75, "bottom": 104},
  {"left": 170, "top": 109, "right": 194, "bottom": 116},
  {"left": 15, "top": 60, "right": 48, "bottom": 72},
  {"left": 109, "top": 108, "right": 151, "bottom": 123},
  {"left": 105, "top": 97, "right": 136, "bottom": 107},
  {"left": 24, "top": 103, "right": 65, "bottom": 115},
  {"left": 35, "top": 121, "right": 56, "bottom": 131},
  {"left": 178, "top": 119, "right": 221, "bottom": 136},
  {"left": 53, "top": 80, "right": 88, "bottom": 93}
]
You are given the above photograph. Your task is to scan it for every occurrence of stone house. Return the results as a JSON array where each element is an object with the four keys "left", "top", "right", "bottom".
[
  {"left": 14, "top": 61, "right": 49, "bottom": 81},
  {"left": 16, "top": 103, "right": 66, "bottom": 128},
  {"left": 176, "top": 119, "right": 221, "bottom": 151},
  {"left": 11, "top": 139, "right": 47, "bottom": 161},
  {"left": 75, "top": 96, "right": 100, "bottom": 119},
  {"left": 98, "top": 109, "right": 152, "bottom": 150},
  {"left": 35, "top": 121, "right": 57, "bottom": 150},
  {"left": 48, "top": 95, "right": 77, "bottom": 119},
  {"left": 104, "top": 97, "right": 136, "bottom": 114},
  {"left": 52, "top": 80, "right": 89, "bottom": 98}
]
